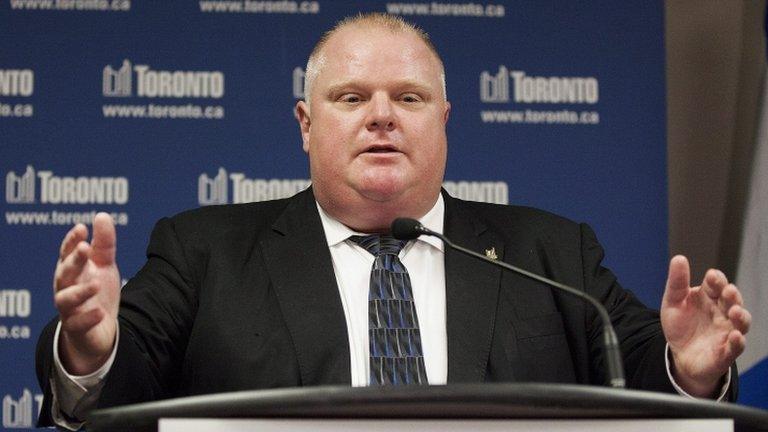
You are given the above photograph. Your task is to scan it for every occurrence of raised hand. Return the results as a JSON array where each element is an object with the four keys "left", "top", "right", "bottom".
[
  {"left": 661, "top": 255, "right": 751, "bottom": 397},
  {"left": 53, "top": 212, "right": 121, "bottom": 375}
]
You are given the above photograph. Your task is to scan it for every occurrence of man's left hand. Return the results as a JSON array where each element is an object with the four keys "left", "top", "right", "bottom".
[{"left": 661, "top": 255, "right": 751, "bottom": 397}]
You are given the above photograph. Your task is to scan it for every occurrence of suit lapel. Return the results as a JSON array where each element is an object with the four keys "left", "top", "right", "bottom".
[
  {"left": 258, "top": 188, "right": 351, "bottom": 386},
  {"left": 444, "top": 194, "right": 504, "bottom": 382}
]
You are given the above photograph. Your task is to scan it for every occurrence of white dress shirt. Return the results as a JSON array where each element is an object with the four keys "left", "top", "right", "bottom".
[{"left": 317, "top": 194, "right": 447, "bottom": 386}]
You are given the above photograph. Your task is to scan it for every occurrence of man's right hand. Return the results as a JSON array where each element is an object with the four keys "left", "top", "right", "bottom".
[{"left": 53, "top": 212, "right": 121, "bottom": 375}]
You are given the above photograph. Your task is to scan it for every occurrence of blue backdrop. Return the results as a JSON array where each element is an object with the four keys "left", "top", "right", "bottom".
[{"left": 0, "top": 1, "right": 703, "bottom": 429}]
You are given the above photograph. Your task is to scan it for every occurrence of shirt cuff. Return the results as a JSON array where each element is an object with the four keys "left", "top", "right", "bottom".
[
  {"left": 50, "top": 320, "right": 119, "bottom": 428},
  {"left": 665, "top": 343, "right": 731, "bottom": 401}
]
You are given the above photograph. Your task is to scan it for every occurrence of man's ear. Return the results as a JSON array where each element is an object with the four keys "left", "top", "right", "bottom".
[
  {"left": 295, "top": 101, "right": 311, "bottom": 153},
  {"left": 443, "top": 100, "right": 451, "bottom": 124}
]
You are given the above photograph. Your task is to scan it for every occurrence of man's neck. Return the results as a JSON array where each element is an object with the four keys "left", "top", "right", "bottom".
[
  {"left": 315, "top": 192, "right": 441, "bottom": 234},
  {"left": 316, "top": 193, "right": 445, "bottom": 243}
]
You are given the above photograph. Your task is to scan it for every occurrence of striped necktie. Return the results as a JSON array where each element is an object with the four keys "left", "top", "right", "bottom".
[{"left": 350, "top": 234, "right": 429, "bottom": 385}]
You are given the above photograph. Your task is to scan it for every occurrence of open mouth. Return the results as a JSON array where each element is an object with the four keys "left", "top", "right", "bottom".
[{"left": 364, "top": 144, "right": 399, "bottom": 154}]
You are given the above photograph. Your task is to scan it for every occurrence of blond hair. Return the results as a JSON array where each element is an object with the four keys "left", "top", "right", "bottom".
[{"left": 303, "top": 12, "right": 446, "bottom": 105}]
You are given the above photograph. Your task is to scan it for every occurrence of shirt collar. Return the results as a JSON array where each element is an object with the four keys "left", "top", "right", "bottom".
[{"left": 316, "top": 193, "right": 445, "bottom": 252}]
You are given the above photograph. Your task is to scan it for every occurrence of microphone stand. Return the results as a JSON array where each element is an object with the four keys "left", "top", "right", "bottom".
[{"left": 393, "top": 218, "right": 626, "bottom": 388}]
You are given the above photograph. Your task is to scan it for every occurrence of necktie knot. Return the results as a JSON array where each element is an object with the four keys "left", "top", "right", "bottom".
[{"left": 350, "top": 235, "right": 406, "bottom": 257}]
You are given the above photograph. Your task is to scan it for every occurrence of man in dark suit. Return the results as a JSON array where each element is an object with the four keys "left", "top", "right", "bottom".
[{"left": 37, "top": 13, "right": 751, "bottom": 429}]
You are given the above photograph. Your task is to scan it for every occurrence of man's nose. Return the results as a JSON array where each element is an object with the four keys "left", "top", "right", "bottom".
[{"left": 365, "top": 93, "right": 396, "bottom": 132}]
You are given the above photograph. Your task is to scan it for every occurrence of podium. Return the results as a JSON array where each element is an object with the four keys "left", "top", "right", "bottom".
[{"left": 88, "top": 384, "right": 768, "bottom": 432}]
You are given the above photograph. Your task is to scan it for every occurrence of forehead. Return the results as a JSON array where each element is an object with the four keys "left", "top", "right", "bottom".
[{"left": 316, "top": 25, "right": 442, "bottom": 87}]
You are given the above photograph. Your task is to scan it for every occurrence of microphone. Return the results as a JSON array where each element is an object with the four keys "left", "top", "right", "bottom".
[
  {"left": 391, "top": 217, "right": 626, "bottom": 388},
  {"left": 391, "top": 217, "right": 430, "bottom": 240}
]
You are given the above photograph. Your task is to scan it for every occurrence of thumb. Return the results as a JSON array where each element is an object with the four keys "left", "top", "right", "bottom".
[
  {"left": 90, "top": 212, "right": 116, "bottom": 266},
  {"left": 663, "top": 255, "right": 690, "bottom": 306}
]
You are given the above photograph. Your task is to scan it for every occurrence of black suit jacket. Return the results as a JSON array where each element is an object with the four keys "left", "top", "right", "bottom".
[{"left": 36, "top": 188, "right": 736, "bottom": 425}]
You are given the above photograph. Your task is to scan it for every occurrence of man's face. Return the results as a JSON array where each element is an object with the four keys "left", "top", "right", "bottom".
[{"left": 296, "top": 25, "right": 450, "bottom": 230}]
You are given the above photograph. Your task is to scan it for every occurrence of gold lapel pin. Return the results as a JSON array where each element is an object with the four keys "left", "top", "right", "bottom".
[{"left": 485, "top": 247, "right": 498, "bottom": 260}]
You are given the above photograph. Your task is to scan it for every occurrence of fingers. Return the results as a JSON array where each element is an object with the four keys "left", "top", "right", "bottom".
[
  {"left": 701, "top": 268, "right": 728, "bottom": 299},
  {"left": 720, "top": 330, "right": 747, "bottom": 368},
  {"left": 54, "top": 241, "right": 91, "bottom": 291},
  {"left": 59, "top": 223, "right": 88, "bottom": 261},
  {"left": 55, "top": 282, "right": 98, "bottom": 313},
  {"left": 61, "top": 307, "right": 105, "bottom": 334},
  {"left": 55, "top": 213, "right": 117, "bottom": 291},
  {"left": 663, "top": 255, "right": 691, "bottom": 305},
  {"left": 727, "top": 304, "right": 752, "bottom": 334},
  {"left": 90, "top": 212, "right": 116, "bottom": 266},
  {"left": 721, "top": 283, "right": 743, "bottom": 306},
  {"left": 56, "top": 282, "right": 105, "bottom": 334}
]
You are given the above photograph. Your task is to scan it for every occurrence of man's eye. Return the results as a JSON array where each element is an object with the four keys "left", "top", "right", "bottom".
[
  {"left": 339, "top": 94, "right": 362, "bottom": 103},
  {"left": 401, "top": 94, "right": 422, "bottom": 103}
]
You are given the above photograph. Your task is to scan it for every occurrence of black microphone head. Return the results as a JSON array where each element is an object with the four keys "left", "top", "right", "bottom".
[{"left": 391, "top": 218, "right": 423, "bottom": 240}]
